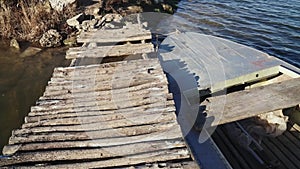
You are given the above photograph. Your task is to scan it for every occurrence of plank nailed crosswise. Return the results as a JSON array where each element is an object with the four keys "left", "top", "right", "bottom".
[
  {"left": 66, "top": 43, "right": 154, "bottom": 59},
  {"left": 0, "top": 58, "right": 196, "bottom": 168},
  {"left": 201, "top": 77, "right": 300, "bottom": 127},
  {"left": 77, "top": 25, "right": 152, "bottom": 43}
]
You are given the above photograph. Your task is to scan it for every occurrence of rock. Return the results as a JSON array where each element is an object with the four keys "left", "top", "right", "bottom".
[
  {"left": 81, "top": 19, "right": 98, "bottom": 31},
  {"left": 49, "top": 0, "right": 76, "bottom": 11},
  {"left": 126, "top": 5, "right": 143, "bottom": 13},
  {"left": 10, "top": 39, "right": 20, "bottom": 50},
  {"left": 103, "top": 14, "right": 123, "bottom": 23},
  {"left": 162, "top": 3, "right": 173, "bottom": 13},
  {"left": 63, "top": 34, "right": 77, "bottom": 46},
  {"left": 104, "top": 23, "right": 116, "bottom": 29},
  {"left": 67, "top": 13, "right": 84, "bottom": 27},
  {"left": 20, "top": 47, "right": 42, "bottom": 58},
  {"left": 39, "top": 29, "right": 62, "bottom": 47}
]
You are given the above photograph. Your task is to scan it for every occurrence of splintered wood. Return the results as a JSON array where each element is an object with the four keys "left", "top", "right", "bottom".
[
  {"left": 0, "top": 59, "right": 196, "bottom": 168},
  {"left": 201, "top": 77, "right": 300, "bottom": 127},
  {"left": 66, "top": 24, "right": 154, "bottom": 59}
]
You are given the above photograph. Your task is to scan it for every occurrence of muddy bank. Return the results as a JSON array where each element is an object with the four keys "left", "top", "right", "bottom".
[{"left": 0, "top": 0, "right": 179, "bottom": 48}]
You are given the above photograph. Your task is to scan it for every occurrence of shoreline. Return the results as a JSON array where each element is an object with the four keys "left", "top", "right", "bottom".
[{"left": 0, "top": 0, "right": 179, "bottom": 49}]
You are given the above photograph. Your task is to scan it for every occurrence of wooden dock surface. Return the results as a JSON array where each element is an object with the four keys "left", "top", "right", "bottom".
[{"left": 0, "top": 23, "right": 197, "bottom": 168}]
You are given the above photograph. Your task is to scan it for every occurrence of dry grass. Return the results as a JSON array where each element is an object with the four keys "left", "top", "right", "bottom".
[{"left": 0, "top": 0, "right": 77, "bottom": 42}]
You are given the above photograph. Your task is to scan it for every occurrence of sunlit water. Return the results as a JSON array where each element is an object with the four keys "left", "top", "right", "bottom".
[
  {"left": 0, "top": 42, "right": 69, "bottom": 152},
  {"left": 171, "top": 0, "right": 300, "bottom": 67},
  {"left": 1, "top": 0, "right": 300, "bottom": 154}
]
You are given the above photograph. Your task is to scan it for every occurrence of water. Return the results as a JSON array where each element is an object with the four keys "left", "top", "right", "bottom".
[
  {"left": 171, "top": 0, "right": 300, "bottom": 67},
  {"left": 0, "top": 42, "right": 69, "bottom": 152},
  {"left": 0, "top": 0, "right": 300, "bottom": 155}
]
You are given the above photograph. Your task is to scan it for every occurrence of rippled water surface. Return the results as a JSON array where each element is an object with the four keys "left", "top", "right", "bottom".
[
  {"left": 172, "top": 0, "right": 300, "bottom": 67},
  {"left": 0, "top": 43, "right": 69, "bottom": 152},
  {"left": 1, "top": 0, "right": 300, "bottom": 154}
]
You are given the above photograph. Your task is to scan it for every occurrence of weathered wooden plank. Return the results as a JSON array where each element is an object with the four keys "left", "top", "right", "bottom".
[
  {"left": 22, "top": 107, "right": 175, "bottom": 128},
  {"left": 13, "top": 112, "right": 177, "bottom": 135},
  {"left": 50, "top": 66, "right": 163, "bottom": 81},
  {"left": 2, "top": 139, "right": 186, "bottom": 165},
  {"left": 4, "top": 125, "right": 182, "bottom": 153},
  {"left": 39, "top": 89, "right": 168, "bottom": 109},
  {"left": 44, "top": 77, "right": 167, "bottom": 96},
  {"left": 77, "top": 26, "right": 152, "bottom": 43},
  {"left": 42, "top": 82, "right": 168, "bottom": 100},
  {"left": 11, "top": 122, "right": 178, "bottom": 144},
  {"left": 44, "top": 79, "right": 168, "bottom": 97},
  {"left": 26, "top": 100, "right": 175, "bottom": 122},
  {"left": 201, "top": 77, "right": 300, "bottom": 127},
  {"left": 29, "top": 99, "right": 174, "bottom": 116},
  {"left": 53, "top": 58, "right": 160, "bottom": 73},
  {"left": 42, "top": 86, "right": 168, "bottom": 104},
  {"left": 2, "top": 148, "right": 190, "bottom": 168},
  {"left": 31, "top": 95, "right": 170, "bottom": 115},
  {"left": 66, "top": 43, "right": 154, "bottom": 59}
]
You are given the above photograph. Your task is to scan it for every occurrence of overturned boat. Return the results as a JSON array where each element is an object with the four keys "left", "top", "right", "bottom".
[{"left": 158, "top": 32, "right": 300, "bottom": 169}]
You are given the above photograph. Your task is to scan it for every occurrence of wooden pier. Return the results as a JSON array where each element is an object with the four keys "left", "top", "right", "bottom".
[
  {"left": 1, "top": 17, "right": 300, "bottom": 169},
  {"left": 0, "top": 23, "right": 197, "bottom": 168}
]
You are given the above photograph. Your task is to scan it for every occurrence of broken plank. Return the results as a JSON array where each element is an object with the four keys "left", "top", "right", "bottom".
[
  {"left": 14, "top": 113, "right": 177, "bottom": 135},
  {"left": 201, "top": 77, "right": 300, "bottom": 127},
  {"left": 11, "top": 122, "right": 178, "bottom": 144},
  {"left": 2, "top": 148, "right": 190, "bottom": 168},
  {"left": 2, "top": 139, "right": 186, "bottom": 165},
  {"left": 4, "top": 125, "right": 182, "bottom": 153}
]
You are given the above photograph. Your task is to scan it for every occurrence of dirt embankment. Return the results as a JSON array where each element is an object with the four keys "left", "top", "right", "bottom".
[{"left": 0, "top": 0, "right": 179, "bottom": 47}]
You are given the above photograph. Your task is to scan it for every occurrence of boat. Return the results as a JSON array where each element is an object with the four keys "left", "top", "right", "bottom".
[{"left": 158, "top": 32, "right": 300, "bottom": 169}]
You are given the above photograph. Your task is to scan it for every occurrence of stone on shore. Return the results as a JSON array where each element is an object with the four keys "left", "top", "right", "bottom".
[
  {"left": 10, "top": 39, "right": 20, "bottom": 50},
  {"left": 39, "top": 29, "right": 62, "bottom": 47},
  {"left": 66, "top": 13, "right": 85, "bottom": 27},
  {"left": 49, "top": 0, "right": 76, "bottom": 11}
]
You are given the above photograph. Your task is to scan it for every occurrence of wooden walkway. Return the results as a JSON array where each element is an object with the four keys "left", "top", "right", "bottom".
[{"left": 0, "top": 24, "right": 197, "bottom": 168}]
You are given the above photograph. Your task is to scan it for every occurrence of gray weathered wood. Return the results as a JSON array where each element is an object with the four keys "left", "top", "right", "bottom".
[
  {"left": 201, "top": 77, "right": 300, "bottom": 127},
  {"left": 26, "top": 100, "right": 175, "bottom": 121},
  {"left": 22, "top": 107, "right": 175, "bottom": 128},
  {"left": 2, "top": 139, "right": 186, "bottom": 165},
  {"left": 2, "top": 148, "right": 190, "bottom": 168},
  {"left": 77, "top": 25, "right": 151, "bottom": 43},
  {"left": 4, "top": 125, "right": 182, "bottom": 153},
  {"left": 159, "top": 32, "right": 300, "bottom": 92},
  {"left": 13, "top": 113, "right": 177, "bottom": 135},
  {"left": 11, "top": 122, "right": 177, "bottom": 144},
  {"left": 66, "top": 43, "right": 154, "bottom": 59},
  {"left": 29, "top": 100, "right": 174, "bottom": 117}
]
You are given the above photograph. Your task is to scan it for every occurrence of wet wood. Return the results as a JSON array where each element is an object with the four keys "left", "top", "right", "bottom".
[{"left": 201, "top": 77, "right": 300, "bottom": 127}]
